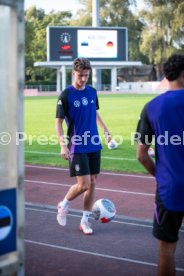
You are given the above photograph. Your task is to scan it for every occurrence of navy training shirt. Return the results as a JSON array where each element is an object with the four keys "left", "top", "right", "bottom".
[
  {"left": 136, "top": 90, "right": 184, "bottom": 212},
  {"left": 56, "top": 85, "right": 102, "bottom": 154}
]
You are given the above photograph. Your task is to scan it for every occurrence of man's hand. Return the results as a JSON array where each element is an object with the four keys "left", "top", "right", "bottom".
[
  {"left": 104, "top": 129, "right": 111, "bottom": 144},
  {"left": 61, "top": 144, "right": 70, "bottom": 160},
  {"left": 137, "top": 144, "right": 155, "bottom": 176}
]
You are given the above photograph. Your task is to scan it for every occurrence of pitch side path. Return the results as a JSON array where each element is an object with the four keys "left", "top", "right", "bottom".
[{"left": 25, "top": 164, "right": 184, "bottom": 276}]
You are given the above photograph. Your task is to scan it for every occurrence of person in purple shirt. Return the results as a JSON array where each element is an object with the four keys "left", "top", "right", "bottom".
[
  {"left": 55, "top": 57, "right": 111, "bottom": 235},
  {"left": 135, "top": 54, "right": 184, "bottom": 275}
]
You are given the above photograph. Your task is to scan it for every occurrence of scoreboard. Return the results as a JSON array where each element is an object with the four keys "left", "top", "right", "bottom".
[{"left": 47, "top": 26, "right": 128, "bottom": 62}]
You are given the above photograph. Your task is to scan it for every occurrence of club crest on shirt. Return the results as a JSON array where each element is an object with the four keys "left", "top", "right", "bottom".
[
  {"left": 75, "top": 164, "right": 80, "bottom": 172},
  {"left": 82, "top": 97, "right": 88, "bottom": 106},
  {"left": 74, "top": 100, "right": 80, "bottom": 107}
]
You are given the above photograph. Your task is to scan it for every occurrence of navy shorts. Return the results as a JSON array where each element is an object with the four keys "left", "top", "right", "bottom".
[
  {"left": 69, "top": 151, "right": 101, "bottom": 177},
  {"left": 153, "top": 191, "right": 184, "bottom": 243}
]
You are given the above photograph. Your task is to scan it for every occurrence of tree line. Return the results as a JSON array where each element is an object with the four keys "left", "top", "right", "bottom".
[{"left": 25, "top": 0, "right": 184, "bottom": 85}]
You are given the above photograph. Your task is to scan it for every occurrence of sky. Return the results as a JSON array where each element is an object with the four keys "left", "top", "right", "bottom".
[
  {"left": 24, "top": 0, "right": 83, "bottom": 14},
  {"left": 24, "top": 0, "right": 145, "bottom": 15}
]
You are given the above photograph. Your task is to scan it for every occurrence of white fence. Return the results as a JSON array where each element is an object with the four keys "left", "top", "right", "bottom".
[
  {"left": 24, "top": 81, "right": 169, "bottom": 95},
  {"left": 117, "top": 81, "right": 168, "bottom": 94}
]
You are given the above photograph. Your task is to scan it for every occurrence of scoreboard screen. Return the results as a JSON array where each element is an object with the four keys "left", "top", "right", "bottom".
[{"left": 47, "top": 26, "right": 128, "bottom": 62}]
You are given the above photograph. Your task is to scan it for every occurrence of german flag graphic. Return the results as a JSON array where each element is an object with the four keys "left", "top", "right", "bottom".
[{"left": 106, "top": 41, "right": 114, "bottom": 47}]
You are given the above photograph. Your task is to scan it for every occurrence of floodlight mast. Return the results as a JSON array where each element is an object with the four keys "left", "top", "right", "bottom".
[
  {"left": 92, "top": 0, "right": 100, "bottom": 27},
  {"left": 92, "top": 0, "right": 102, "bottom": 91}
]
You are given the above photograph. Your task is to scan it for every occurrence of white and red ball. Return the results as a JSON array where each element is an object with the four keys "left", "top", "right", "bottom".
[
  {"left": 148, "top": 147, "right": 155, "bottom": 157},
  {"left": 92, "top": 198, "right": 116, "bottom": 223},
  {"left": 107, "top": 139, "right": 118, "bottom": 150}
]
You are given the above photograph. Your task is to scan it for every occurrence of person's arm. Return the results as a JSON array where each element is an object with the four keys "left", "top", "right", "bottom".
[
  {"left": 55, "top": 118, "right": 70, "bottom": 160},
  {"left": 135, "top": 102, "right": 155, "bottom": 176},
  {"left": 96, "top": 111, "right": 111, "bottom": 143},
  {"left": 137, "top": 143, "right": 155, "bottom": 176}
]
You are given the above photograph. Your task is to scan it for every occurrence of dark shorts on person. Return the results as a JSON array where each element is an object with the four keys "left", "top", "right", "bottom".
[
  {"left": 69, "top": 151, "right": 101, "bottom": 177},
  {"left": 153, "top": 190, "right": 184, "bottom": 243}
]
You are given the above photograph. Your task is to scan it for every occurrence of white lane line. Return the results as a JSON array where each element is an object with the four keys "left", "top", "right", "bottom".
[
  {"left": 25, "top": 207, "right": 153, "bottom": 228},
  {"left": 25, "top": 179, "right": 71, "bottom": 188},
  {"left": 25, "top": 239, "right": 184, "bottom": 272},
  {"left": 26, "top": 207, "right": 183, "bottom": 232},
  {"left": 25, "top": 150, "right": 137, "bottom": 161},
  {"left": 25, "top": 179, "right": 154, "bottom": 196},
  {"left": 25, "top": 239, "right": 157, "bottom": 267},
  {"left": 25, "top": 164, "right": 154, "bottom": 179}
]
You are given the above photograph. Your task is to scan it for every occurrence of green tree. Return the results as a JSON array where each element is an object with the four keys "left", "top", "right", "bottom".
[
  {"left": 70, "top": 0, "right": 146, "bottom": 62},
  {"left": 139, "top": 0, "right": 184, "bottom": 66},
  {"left": 25, "top": 6, "right": 72, "bottom": 84},
  {"left": 69, "top": 0, "right": 148, "bottom": 84},
  {"left": 101, "top": 0, "right": 146, "bottom": 61}
]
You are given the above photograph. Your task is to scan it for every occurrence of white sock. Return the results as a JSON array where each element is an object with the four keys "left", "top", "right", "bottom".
[
  {"left": 81, "top": 211, "right": 91, "bottom": 223},
  {"left": 59, "top": 198, "right": 70, "bottom": 209}
]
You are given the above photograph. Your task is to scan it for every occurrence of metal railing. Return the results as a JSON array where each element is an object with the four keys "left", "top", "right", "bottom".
[{"left": 25, "top": 84, "right": 57, "bottom": 91}]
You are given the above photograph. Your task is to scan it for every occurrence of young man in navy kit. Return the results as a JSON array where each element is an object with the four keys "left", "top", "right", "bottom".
[
  {"left": 135, "top": 54, "right": 184, "bottom": 275},
  {"left": 55, "top": 57, "right": 111, "bottom": 235}
]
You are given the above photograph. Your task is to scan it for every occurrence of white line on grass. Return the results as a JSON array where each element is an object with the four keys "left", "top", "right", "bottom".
[
  {"left": 25, "top": 150, "right": 137, "bottom": 161},
  {"left": 25, "top": 239, "right": 184, "bottom": 272},
  {"left": 25, "top": 164, "right": 154, "bottom": 179},
  {"left": 25, "top": 179, "right": 154, "bottom": 196}
]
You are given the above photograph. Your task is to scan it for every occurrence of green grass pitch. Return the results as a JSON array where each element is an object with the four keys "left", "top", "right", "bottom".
[{"left": 24, "top": 94, "right": 157, "bottom": 174}]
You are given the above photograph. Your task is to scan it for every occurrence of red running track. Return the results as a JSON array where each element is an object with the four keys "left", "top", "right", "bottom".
[
  {"left": 25, "top": 164, "right": 184, "bottom": 276},
  {"left": 25, "top": 164, "right": 156, "bottom": 220}
]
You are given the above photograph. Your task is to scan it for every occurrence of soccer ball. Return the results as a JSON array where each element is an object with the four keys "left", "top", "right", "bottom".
[
  {"left": 92, "top": 198, "right": 116, "bottom": 223},
  {"left": 107, "top": 139, "right": 118, "bottom": 150},
  {"left": 148, "top": 147, "right": 155, "bottom": 157}
]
